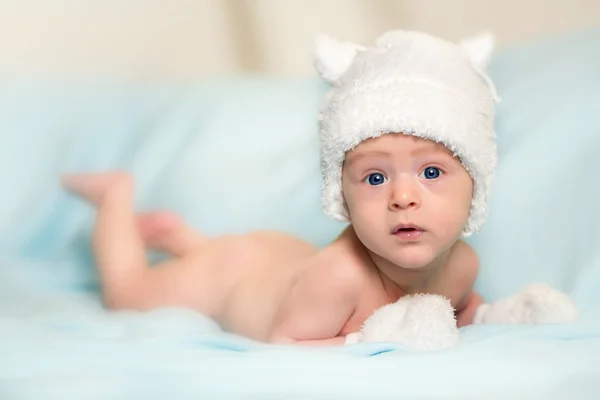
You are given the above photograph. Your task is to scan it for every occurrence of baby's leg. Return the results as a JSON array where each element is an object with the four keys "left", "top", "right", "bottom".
[
  {"left": 62, "top": 171, "right": 206, "bottom": 256},
  {"left": 62, "top": 172, "right": 154, "bottom": 307},
  {"left": 63, "top": 172, "right": 237, "bottom": 315},
  {"left": 136, "top": 211, "right": 206, "bottom": 256}
]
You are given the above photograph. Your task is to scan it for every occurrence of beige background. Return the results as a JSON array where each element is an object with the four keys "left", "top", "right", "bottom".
[{"left": 0, "top": 0, "right": 599, "bottom": 78}]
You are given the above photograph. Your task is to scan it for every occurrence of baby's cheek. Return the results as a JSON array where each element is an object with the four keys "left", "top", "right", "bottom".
[
  {"left": 354, "top": 185, "right": 388, "bottom": 202},
  {"left": 347, "top": 190, "right": 387, "bottom": 217},
  {"left": 433, "top": 206, "right": 469, "bottom": 238}
]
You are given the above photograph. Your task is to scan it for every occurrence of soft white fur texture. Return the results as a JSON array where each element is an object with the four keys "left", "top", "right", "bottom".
[
  {"left": 345, "top": 284, "right": 579, "bottom": 350},
  {"left": 344, "top": 294, "right": 460, "bottom": 351},
  {"left": 314, "top": 30, "right": 500, "bottom": 236},
  {"left": 473, "top": 283, "right": 580, "bottom": 324}
]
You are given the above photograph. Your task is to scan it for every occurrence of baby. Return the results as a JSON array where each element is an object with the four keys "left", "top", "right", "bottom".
[{"left": 62, "top": 30, "right": 500, "bottom": 346}]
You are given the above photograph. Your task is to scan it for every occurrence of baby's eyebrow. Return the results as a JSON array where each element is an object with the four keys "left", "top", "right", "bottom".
[
  {"left": 346, "top": 151, "right": 390, "bottom": 165},
  {"left": 411, "top": 144, "right": 453, "bottom": 157}
]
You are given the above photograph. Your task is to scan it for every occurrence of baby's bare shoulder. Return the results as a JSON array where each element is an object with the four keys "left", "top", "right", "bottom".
[
  {"left": 443, "top": 240, "right": 480, "bottom": 299},
  {"left": 450, "top": 240, "right": 480, "bottom": 276},
  {"left": 311, "top": 235, "right": 373, "bottom": 292}
]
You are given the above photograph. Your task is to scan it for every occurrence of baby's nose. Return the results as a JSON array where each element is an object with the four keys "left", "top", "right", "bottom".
[{"left": 389, "top": 182, "right": 421, "bottom": 210}]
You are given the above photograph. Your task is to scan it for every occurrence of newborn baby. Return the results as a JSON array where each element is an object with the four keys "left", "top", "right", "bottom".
[{"left": 62, "top": 30, "right": 529, "bottom": 346}]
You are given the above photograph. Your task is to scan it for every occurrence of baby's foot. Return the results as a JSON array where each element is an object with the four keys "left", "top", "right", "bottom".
[
  {"left": 136, "top": 211, "right": 182, "bottom": 244},
  {"left": 136, "top": 211, "right": 205, "bottom": 256},
  {"left": 61, "top": 171, "right": 133, "bottom": 205},
  {"left": 358, "top": 294, "right": 460, "bottom": 350}
]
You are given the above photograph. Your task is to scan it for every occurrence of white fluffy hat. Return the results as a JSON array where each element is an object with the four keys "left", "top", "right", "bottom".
[{"left": 314, "top": 30, "right": 500, "bottom": 237}]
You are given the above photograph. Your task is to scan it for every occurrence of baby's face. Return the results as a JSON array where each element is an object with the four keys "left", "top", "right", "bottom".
[{"left": 341, "top": 133, "right": 473, "bottom": 269}]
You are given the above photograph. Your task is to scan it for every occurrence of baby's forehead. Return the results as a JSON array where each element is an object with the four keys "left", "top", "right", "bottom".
[{"left": 345, "top": 133, "right": 453, "bottom": 160}]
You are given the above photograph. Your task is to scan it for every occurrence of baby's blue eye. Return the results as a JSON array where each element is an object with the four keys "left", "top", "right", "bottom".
[
  {"left": 366, "top": 173, "right": 386, "bottom": 185},
  {"left": 420, "top": 167, "right": 442, "bottom": 180}
]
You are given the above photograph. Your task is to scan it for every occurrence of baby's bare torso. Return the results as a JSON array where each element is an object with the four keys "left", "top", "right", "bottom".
[{"left": 178, "top": 227, "right": 476, "bottom": 342}]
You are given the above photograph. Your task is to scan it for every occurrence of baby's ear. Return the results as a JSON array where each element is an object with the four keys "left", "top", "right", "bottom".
[
  {"left": 313, "top": 34, "right": 364, "bottom": 85},
  {"left": 459, "top": 31, "right": 495, "bottom": 72}
]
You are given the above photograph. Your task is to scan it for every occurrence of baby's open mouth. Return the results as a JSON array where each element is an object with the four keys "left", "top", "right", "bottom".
[
  {"left": 392, "top": 224, "right": 423, "bottom": 234},
  {"left": 392, "top": 224, "right": 425, "bottom": 240}
]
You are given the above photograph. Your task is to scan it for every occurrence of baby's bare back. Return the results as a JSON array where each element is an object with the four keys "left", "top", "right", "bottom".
[{"left": 178, "top": 230, "right": 321, "bottom": 341}]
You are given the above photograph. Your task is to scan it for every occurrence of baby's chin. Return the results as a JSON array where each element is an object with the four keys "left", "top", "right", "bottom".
[{"left": 386, "top": 248, "right": 440, "bottom": 270}]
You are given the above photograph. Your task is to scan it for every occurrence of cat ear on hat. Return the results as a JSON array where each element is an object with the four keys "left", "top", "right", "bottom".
[
  {"left": 313, "top": 34, "right": 365, "bottom": 85},
  {"left": 459, "top": 31, "right": 501, "bottom": 102},
  {"left": 459, "top": 31, "right": 495, "bottom": 71}
]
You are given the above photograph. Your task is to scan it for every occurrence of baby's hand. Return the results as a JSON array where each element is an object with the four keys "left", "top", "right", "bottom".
[
  {"left": 345, "top": 294, "right": 460, "bottom": 351},
  {"left": 474, "top": 283, "right": 580, "bottom": 324}
]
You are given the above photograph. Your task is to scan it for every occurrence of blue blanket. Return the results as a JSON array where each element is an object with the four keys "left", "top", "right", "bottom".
[{"left": 2, "top": 28, "right": 600, "bottom": 398}]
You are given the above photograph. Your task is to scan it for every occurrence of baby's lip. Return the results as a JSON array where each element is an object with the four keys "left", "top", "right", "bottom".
[{"left": 391, "top": 223, "right": 425, "bottom": 234}]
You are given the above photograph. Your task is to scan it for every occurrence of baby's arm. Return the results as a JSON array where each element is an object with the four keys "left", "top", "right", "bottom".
[
  {"left": 449, "top": 240, "right": 483, "bottom": 327},
  {"left": 268, "top": 261, "right": 362, "bottom": 346},
  {"left": 455, "top": 291, "right": 485, "bottom": 327}
]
